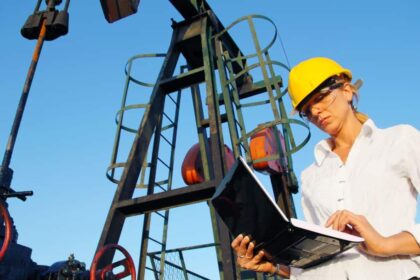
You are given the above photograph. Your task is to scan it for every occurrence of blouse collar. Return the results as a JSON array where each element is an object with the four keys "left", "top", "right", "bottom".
[{"left": 314, "top": 119, "right": 376, "bottom": 165}]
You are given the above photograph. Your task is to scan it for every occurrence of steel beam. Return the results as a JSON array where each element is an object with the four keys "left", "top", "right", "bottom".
[
  {"left": 116, "top": 181, "right": 216, "bottom": 216},
  {"left": 95, "top": 26, "right": 181, "bottom": 268}
]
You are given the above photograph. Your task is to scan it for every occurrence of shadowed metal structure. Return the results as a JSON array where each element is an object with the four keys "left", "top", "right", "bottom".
[
  {"left": 0, "top": 1, "right": 70, "bottom": 278},
  {"left": 98, "top": 0, "right": 310, "bottom": 279}
]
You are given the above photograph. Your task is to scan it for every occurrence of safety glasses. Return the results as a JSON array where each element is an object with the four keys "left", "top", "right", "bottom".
[{"left": 299, "top": 82, "right": 343, "bottom": 120}]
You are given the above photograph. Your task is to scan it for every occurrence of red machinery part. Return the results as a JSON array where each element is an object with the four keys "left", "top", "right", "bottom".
[
  {"left": 100, "top": 0, "right": 141, "bottom": 23},
  {"left": 0, "top": 202, "right": 12, "bottom": 262},
  {"left": 181, "top": 142, "right": 235, "bottom": 185},
  {"left": 90, "top": 244, "right": 136, "bottom": 280},
  {"left": 250, "top": 127, "right": 287, "bottom": 174}
]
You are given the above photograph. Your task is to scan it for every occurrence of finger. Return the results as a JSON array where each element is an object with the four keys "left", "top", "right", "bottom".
[
  {"left": 245, "top": 241, "right": 255, "bottom": 258},
  {"left": 336, "top": 211, "right": 349, "bottom": 231},
  {"left": 335, "top": 210, "right": 352, "bottom": 231},
  {"left": 333, "top": 211, "right": 343, "bottom": 231},
  {"left": 237, "top": 235, "right": 252, "bottom": 256},
  {"left": 253, "top": 250, "right": 265, "bottom": 262},
  {"left": 239, "top": 235, "right": 251, "bottom": 249},
  {"left": 325, "top": 211, "right": 340, "bottom": 228},
  {"left": 342, "top": 213, "right": 358, "bottom": 232},
  {"left": 338, "top": 212, "right": 360, "bottom": 232},
  {"left": 231, "top": 234, "right": 244, "bottom": 249},
  {"left": 325, "top": 213, "right": 335, "bottom": 228}
]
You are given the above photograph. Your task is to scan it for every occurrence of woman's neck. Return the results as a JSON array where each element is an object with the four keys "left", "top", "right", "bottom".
[{"left": 331, "top": 114, "right": 363, "bottom": 161}]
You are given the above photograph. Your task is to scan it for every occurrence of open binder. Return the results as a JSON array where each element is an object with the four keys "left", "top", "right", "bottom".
[{"left": 211, "top": 157, "right": 363, "bottom": 269}]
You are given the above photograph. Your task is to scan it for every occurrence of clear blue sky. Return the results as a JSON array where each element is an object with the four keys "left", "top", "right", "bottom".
[{"left": 1, "top": 1, "right": 419, "bottom": 278}]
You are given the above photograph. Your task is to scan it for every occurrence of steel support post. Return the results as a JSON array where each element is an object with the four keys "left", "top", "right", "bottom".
[
  {"left": 200, "top": 16, "right": 237, "bottom": 279},
  {"left": 95, "top": 27, "right": 181, "bottom": 268}
]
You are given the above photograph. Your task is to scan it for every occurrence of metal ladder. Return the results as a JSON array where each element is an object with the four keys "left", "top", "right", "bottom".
[
  {"left": 106, "top": 55, "right": 183, "bottom": 279},
  {"left": 214, "top": 15, "right": 311, "bottom": 219},
  {"left": 138, "top": 71, "right": 183, "bottom": 280}
]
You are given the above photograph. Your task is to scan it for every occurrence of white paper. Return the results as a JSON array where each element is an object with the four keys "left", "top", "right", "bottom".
[{"left": 290, "top": 218, "right": 364, "bottom": 243}]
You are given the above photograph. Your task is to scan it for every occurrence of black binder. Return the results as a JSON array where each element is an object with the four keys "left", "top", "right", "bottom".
[{"left": 211, "top": 157, "right": 363, "bottom": 269}]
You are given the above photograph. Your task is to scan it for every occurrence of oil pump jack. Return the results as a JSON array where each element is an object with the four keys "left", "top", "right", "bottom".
[
  {"left": 0, "top": 0, "right": 310, "bottom": 279},
  {"left": 95, "top": 1, "right": 310, "bottom": 279}
]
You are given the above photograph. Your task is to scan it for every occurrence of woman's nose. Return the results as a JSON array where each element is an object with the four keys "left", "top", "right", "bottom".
[{"left": 310, "top": 105, "right": 323, "bottom": 117}]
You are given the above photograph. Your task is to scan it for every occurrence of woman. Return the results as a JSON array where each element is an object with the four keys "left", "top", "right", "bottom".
[{"left": 231, "top": 57, "right": 420, "bottom": 279}]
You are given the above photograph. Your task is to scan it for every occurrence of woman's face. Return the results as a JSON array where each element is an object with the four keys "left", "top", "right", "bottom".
[{"left": 300, "top": 82, "right": 354, "bottom": 136}]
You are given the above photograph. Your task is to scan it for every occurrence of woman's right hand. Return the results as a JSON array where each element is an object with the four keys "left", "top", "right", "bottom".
[{"left": 231, "top": 234, "right": 290, "bottom": 277}]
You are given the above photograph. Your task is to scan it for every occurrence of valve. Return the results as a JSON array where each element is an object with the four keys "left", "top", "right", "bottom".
[
  {"left": 0, "top": 202, "right": 12, "bottom": 262},
  {"left": 90, "top": 244, "right": 136, "bottom": 280}
]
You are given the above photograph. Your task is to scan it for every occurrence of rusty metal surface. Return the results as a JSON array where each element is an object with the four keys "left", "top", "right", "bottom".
[{"left": 100, "top": 0, "right": 141, "bottom": 23}]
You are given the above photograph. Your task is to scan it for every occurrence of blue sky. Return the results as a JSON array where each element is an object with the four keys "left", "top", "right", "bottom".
[{"left": 1, "top": 1, "right": 419, "bottom": 278}]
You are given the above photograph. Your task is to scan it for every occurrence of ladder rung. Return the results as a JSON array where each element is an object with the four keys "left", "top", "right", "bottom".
[
  {"left": 157, "top": 157, "right": 171, "bottom": 170},
  {"left": 155, "top": 179, "right": 169, "bottom": 186},
  {"left": 168, "top": 93, "right": 178, "bottom": 105},
  {"left": 154, "top": 182, "right": 168, "bottom": 192},
  {"left": 161, "top": 123, "right": 175, "bottom": 131},
  {"left": 241, "top": 99, "right": 270, "bottom": 108},
  {"left": 159, "top": 133, "right": 174, "bottom": 148},
  {"left": 148, "top": 237, "right": 164, "bottom": 246},
  {"left": 235, "top": 119, "right": 243, "bottom": 130},
  {"left": 145, "top": 266, "right": 160, "bottom": 273},
  {"left": 154, "top": 211, "right": 167, "bottom": 219},
  {"left": 163, "top": 112, "right": 175, "bottom": 125},
  {"left": 138, "top": 182, "right": 168, "bottom": 191}
]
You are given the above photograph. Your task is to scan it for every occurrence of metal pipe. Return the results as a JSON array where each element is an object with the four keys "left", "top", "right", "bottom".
[
  {"left": 34, "top": 0, "right": 42, "bottom": 12},
  {"left": 64, "top": 0, "right": 70, "bottom": 12},
  {"left": 1, "top": 19, "right": 47, "bottom": 170},
  {"left": 47, "top": 0, "right": 56, "bottom": 10}
]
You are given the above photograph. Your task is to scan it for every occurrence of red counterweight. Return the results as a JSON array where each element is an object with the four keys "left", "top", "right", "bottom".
[
  {"left": 250, "top": 127, "right": 287, "bottom": 174},
  {"left": 181, "top": 142, "right": 235, "bottom": 185}
]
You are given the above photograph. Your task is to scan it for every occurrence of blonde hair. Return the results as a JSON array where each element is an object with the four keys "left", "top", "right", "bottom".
[{"left": 346, "top": 78, "right": 369, "bottom": 124}]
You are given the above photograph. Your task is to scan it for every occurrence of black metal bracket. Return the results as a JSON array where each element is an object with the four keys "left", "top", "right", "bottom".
[
  {"left": 21, "top": 0, "right": 70, "bottom": 41},
  {"left": 0, "top": 188, "right": 33, "bottom": 202}
]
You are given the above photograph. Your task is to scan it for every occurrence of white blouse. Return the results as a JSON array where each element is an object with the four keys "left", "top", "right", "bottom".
[{"left": 291, "top": 119, "right": 420, "bottom": 280}]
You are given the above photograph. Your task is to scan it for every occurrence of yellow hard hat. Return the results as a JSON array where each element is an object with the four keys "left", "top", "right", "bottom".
[{"left": 288, "top": 57, "right": 352, "bottom": 110}]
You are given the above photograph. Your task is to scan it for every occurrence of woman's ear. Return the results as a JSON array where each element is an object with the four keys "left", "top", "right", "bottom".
[{"left": 341, "top": 83, "right": 354, "bottom": 103}]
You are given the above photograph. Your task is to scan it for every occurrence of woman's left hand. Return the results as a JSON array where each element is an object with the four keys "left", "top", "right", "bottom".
[{"left": 325, "top": 210, "right": 391, "bottom": 257}]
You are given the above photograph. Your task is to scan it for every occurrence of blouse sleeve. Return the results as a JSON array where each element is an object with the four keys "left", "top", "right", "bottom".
[
  {"left": 399, "top": 125, "right": 420, "bottom": 246},
  {"left": 300, "top": 171, "right": 322, "bottom": 225}
]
